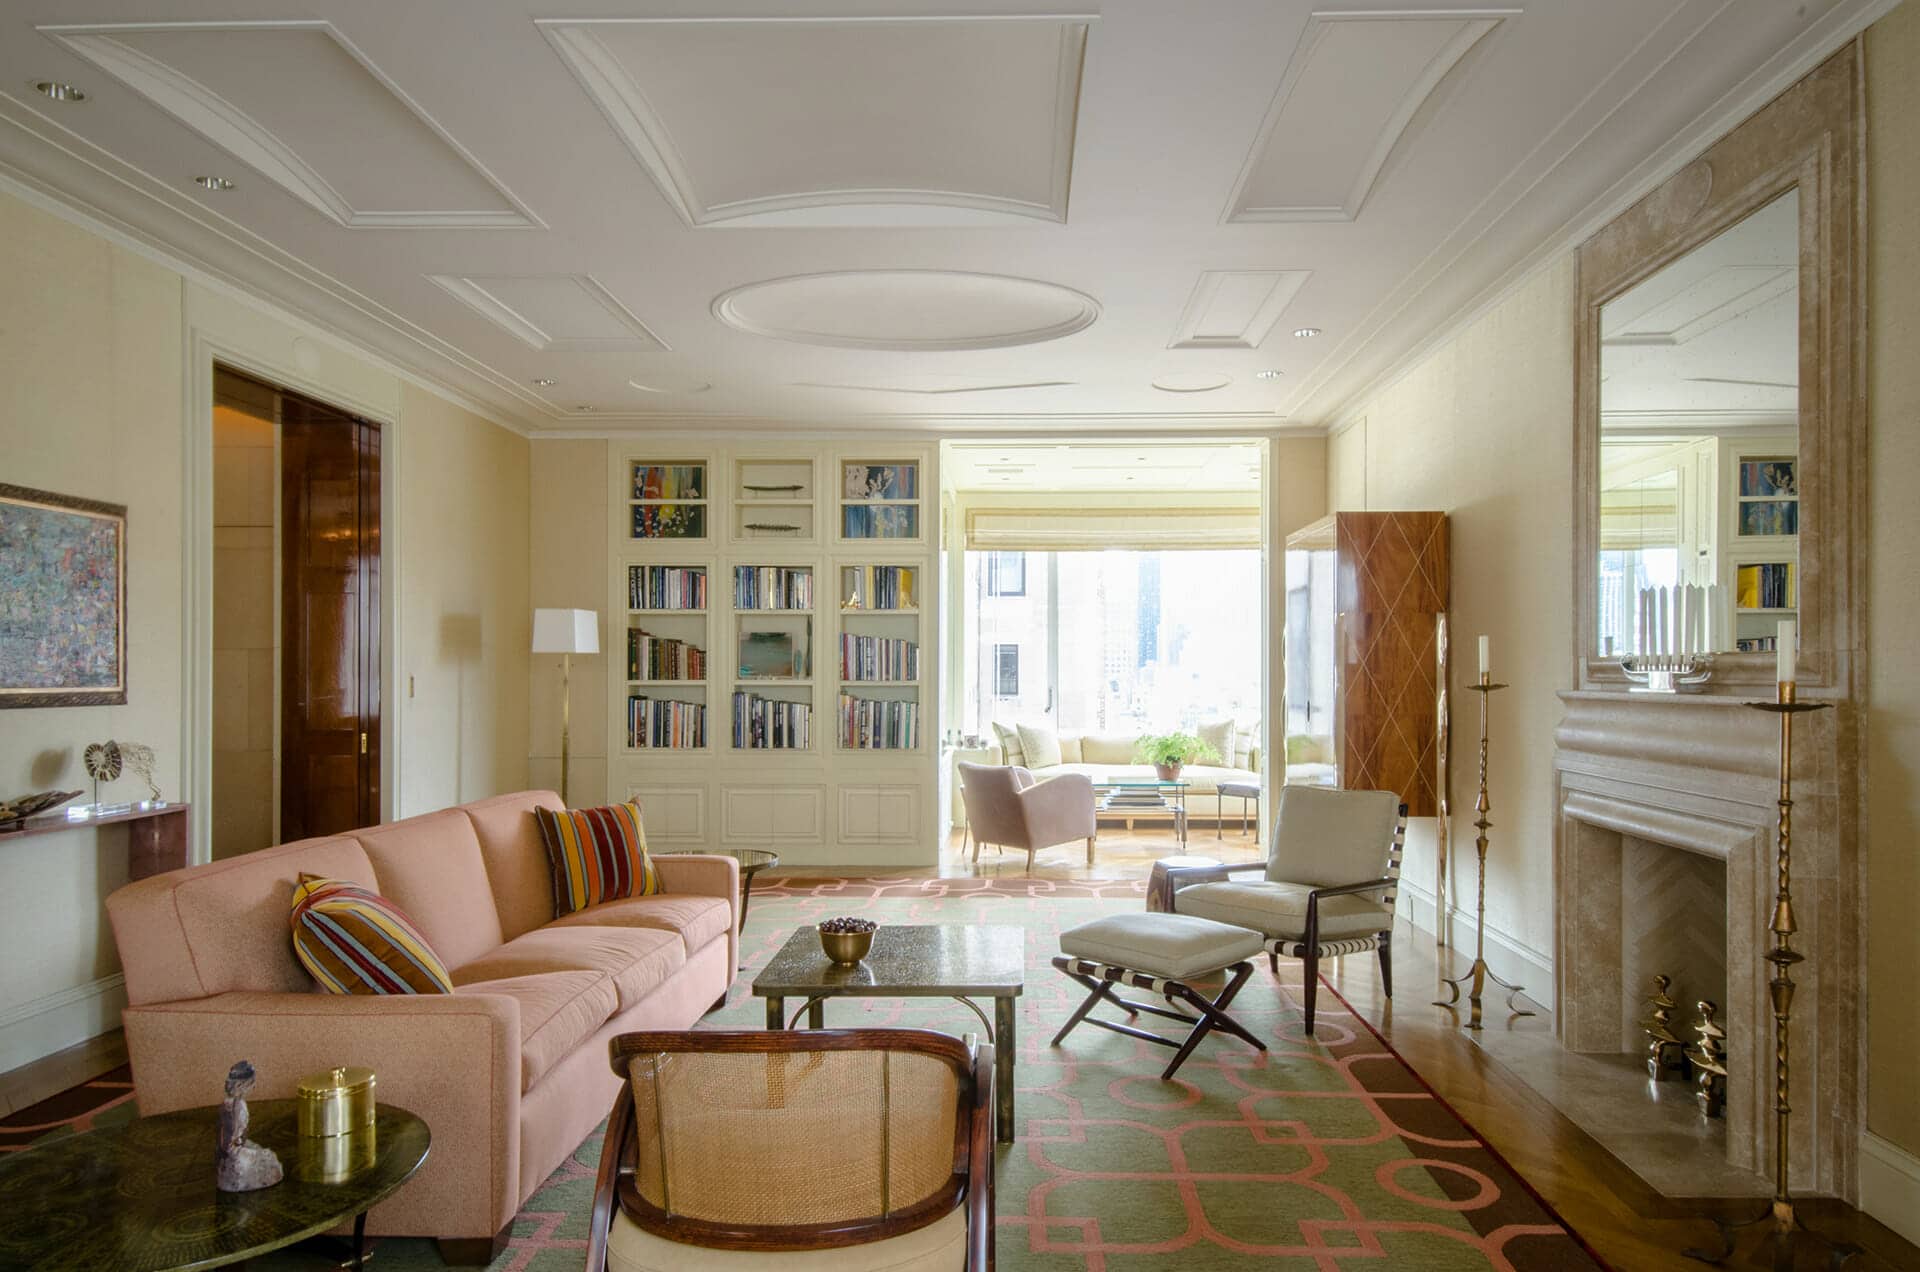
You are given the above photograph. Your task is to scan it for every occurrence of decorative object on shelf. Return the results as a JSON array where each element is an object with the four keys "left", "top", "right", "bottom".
[
  {"left": 532, "top": 609, "right": 600, "bottom": 805},
  {"left": 297, "top": 1065, "right": 377, "bottom": 1138},
  {"left": 1633, "top": 582, "right": 1728, "bottom": 658},
  {"left": 215, "top": 1060, "right": 284, "bottom": 1192},
  {"left": 817, "top": 916, "right": 878, "bottom": 964},
  {"left": 0, "top": 789, "right": 83, "bottom": 830},
  {"left": 119, "top": 741, "right": 160, "bottom": 801},
  {"left": 1641, "top": 974, "right": 1688, "bottom": 1081},
  {"left": 1691, "top": 1001, "right": 1727, "bottom": 1119},
  {"left": 83, "top": 739, "right": 122, "bottom": 805},
  {"left": 743, "top": 484, "right": 803, "bottom": 494},
  {"left": 1620, "top": 653, "right": 1715, "bottom": 694},
  {"left": 1685, "top": 630, "right": 1858, "bottom": 1268},
  {"left": 1133, "top": 731, "right": 1220, "bottom": 782},
  {"left": 743, "top": 522, "right": 801, "bottom": 534},
  {"left": 0, "top": 482, "right": 127, "bottom": 709},
  {"left": 1435, "top": 641, "right": 1534, "bottom": 1030}
]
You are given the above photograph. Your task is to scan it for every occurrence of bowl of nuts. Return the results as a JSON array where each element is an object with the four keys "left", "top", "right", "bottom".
[{"left": 818, "top": 916, "right": 878, "bottom": 965}]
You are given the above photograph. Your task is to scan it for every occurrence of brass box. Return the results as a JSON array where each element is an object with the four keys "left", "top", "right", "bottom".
[{"left": 296, "top": 1065, "right": 375, "bottom": 1138}]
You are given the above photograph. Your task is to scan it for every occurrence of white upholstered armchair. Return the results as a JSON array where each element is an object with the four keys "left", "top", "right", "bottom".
[
  {"left": 957, "top": 761, "right": 1097, "bottom": 874},
  {"left": 1166, "top": 785, "right": 1407, "bottom": 1035}
]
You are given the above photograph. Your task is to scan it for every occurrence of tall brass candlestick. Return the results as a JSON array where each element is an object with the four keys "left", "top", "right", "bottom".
[
  {"left": 1686, "top": 681, "right": 1857, "bottom": 1268},
  {"left": 1434, "top": 672, "right": 1534, "bottom": 1030}
]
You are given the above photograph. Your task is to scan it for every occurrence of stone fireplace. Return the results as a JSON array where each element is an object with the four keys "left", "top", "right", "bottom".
[{"left": 1554, "top": 691, "right": 1860, "bottom": 1197}]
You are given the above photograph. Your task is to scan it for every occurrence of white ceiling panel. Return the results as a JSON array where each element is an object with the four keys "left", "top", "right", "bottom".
[
  {"left": 1225, "top": 10, "right": 1512, "bottom": 223},
  {"left": 427, "top": 274, "right": 666, "bottom": 352},
  {"left": 540, "top": 15, "right": 1089, "bottom": 227},
  {"left": 45, "top": 21, "right": 537, "bottom": 228},
  {"left": 1168, "top": 269, "right": 1313, "bottom": 348}
]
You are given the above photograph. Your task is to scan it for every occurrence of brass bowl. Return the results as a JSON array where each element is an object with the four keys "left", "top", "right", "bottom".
[{"left": 819, "top": 926, "right": 875, "bottom": 965}]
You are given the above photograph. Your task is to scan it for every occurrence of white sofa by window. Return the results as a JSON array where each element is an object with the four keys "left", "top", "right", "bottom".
[{"left": 976, "top": 726, "right": 1262, "bottom": 824}]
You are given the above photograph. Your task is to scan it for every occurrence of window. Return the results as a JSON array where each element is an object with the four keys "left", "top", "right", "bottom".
[
  {"left": 993, "top": 643, "right": 1020, "bottom": 696},
  {"left": 986, "top": 552, "right": 1026, "bottom": 596}
]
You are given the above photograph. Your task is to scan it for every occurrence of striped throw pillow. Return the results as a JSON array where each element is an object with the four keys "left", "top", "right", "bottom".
[
  {"left": 533, "top": 801, "right": 661, "bottom": 917},
  {"left": 290, "top": 876, "right": 453, "bottom": 995}
]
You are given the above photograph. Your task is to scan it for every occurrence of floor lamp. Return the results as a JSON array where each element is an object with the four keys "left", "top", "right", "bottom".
[{"left": 533, "top": 608, "right": 599, "bottom": 807}]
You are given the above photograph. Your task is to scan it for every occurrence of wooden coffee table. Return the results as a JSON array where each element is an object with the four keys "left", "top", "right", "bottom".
[
  {"left": 0, "top": 1099, "right": 428, "bottom": 1270},
  {"left": 752, "top": 923, "right": 1026, "bottom": 1142}
]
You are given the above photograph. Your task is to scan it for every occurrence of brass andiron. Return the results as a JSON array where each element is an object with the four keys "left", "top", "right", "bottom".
[
  {"left": 1686, "top": 682, "right": 1858, "bottom": 1268},
  {"left": 1642, "top": 974, "right": 1687, "bottom": 1081},
  {"left": 1691, "top": 1001, "right": 1727, "bottom": 1119},
  {"left": 1434, "top": 671, "right": 1533, "bottom": 1029}
]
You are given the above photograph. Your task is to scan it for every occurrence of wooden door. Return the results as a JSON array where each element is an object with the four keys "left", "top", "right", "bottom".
[{"left": 280, "top": 396, "right": 380, "bottom": 840}]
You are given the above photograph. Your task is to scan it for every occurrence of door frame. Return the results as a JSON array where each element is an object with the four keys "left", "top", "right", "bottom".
[{"left": 182, "top": 330, "right": 401, "bottom": 865}]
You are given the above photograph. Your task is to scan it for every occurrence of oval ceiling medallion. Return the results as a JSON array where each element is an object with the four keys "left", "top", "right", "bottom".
[
  {"left": 1151, "top": 371, "right": 1232, "bottom": 393},
  {"left": 628, "top": 376, "right": 712, "bottom": 395},
  {"left": 712, "top": 271, "right": 1100, "bottom": 351}
]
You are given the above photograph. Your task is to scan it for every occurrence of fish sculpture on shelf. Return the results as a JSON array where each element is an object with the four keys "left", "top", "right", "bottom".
[{"left": 0, "top": 790, "right": 82, "bottom": 830}]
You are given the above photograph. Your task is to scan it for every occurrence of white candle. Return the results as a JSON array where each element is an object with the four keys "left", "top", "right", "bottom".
[
  {"left": 1655, "top": 589, "right": 1669, "bottom": 655},
  {"left": 1691, "top": 585, "right": 1705, "bottom": 654},
  {"left": 1777, "top": 619, "right": 1796, "bottom": 683},
  {"left": 1638, "top": 589, "right": 1649, "bottom": 655},
  {"left": 1478, "top": 635, "right": 1490, "bottom": 678},
  {"left": 1681, "top": 586, "right": 1695, "bottom": 654}
]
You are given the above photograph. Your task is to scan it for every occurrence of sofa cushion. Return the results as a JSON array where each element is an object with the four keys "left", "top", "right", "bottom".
[
  {"left": 990, "top": 721, "right": 1026, "bottom": 767},
  {"left": 550, "top": 894, "right": 734, "bottom": 957},
  {"left": 1267, "top": 785, "right": 1402, "bottom": 887},
  {"left": 290, "top": 876, "right": 454, "bottom": 995},
  {"left": 1059, "top": 913, "right": 1263, "bottom": 980},
  {"left": 463, "top": 790, "right": 566, "bottom": 941},
  {"left": 1016, "top": 722, "right": 1063, "bottom": 769},
  {"left": 534, "top": 802, "right": 661, "bottom": 917},
  {"left": 455, "top": 970, "right": 618, "bottom": 1091},
  {"left": 1196, "top": 719, "right": 1236, "bottom": 767},
  {"left": 451, "top": 926, "right": 685, "bottom": 1012},
  {"left": 1058, "top": 734, "right": 1083, "bottom": 764},
  {"left": 1078, "top": 734, "right": 1136, "bottom": 765},
  {"left": 353, "top": 810, "right": 506, "bottom": 971},
  {"left": 1175, "top": 881, "right": 1394, "bottom": 941}
]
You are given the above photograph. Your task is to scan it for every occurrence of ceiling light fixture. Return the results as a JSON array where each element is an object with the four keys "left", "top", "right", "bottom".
[
  {"left": 1254, "top": 369, "right": 1284, "bottom": 380},
  {"left": 574, "top": 405, "right": 594, "bottom": 412},
  {"left": 35, "top": 81, "right": 86, "bottom": 102},
  {"left": 193, "top": 175, "right": 234, "bottom": 191},
  {"left": 531, "top": 378, "right": 556, "bottom": 387},
  {"left": 1292, "top": 327, "right": 1322, "bottom": 339}
]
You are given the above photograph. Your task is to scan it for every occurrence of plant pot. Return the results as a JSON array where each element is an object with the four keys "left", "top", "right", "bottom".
[{"left": 1154, "top": 762, "right": 1184, "bottom": 781}]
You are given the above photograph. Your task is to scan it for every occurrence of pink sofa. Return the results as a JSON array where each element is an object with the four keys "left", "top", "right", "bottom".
[{"left": 104, "top": 790, "right": 738, "bottom": 1261}]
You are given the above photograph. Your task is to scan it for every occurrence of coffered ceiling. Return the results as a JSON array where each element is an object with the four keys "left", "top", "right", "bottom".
[{"left": 0, "top": 0, "right": 1888, "bottom": 434}]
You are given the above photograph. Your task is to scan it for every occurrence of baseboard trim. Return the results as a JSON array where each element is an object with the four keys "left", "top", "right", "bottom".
[
  {"left": 1397, "top": 880, "right": 1556, "bottom": 1014},
  {"left": 1860, "top": 1132, "right": 1920, "bottom": 1247},
  {"left": 0, "top": 975, "right": 128, "bottom": 1074}
]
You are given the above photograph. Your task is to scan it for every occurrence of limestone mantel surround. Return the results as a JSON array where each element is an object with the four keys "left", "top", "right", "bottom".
[{"left": 1554, "top": 689, "right": 1860, "bottom": 1198}]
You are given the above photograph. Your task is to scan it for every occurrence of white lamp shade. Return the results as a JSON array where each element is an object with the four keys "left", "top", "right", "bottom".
[{"left": 532, "top": 608, "right": 600, "bottom": 655}]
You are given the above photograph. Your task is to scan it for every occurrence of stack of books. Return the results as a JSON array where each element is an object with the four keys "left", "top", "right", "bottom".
[
  {"left": 840, "top": 565, "right": 916, "bottom": 610},
  {"left": 629, "top": 566, "right": 706, "bottom": 610},
  {"left": 733, "top": 692, "right": 811, "bottom": 749},
  {"left": 628, "top": 630, "right": 705, "bottom": 681},
  {"left": 1736, "top": 562, "right": 1796, "bottom": 610},
  {"left": 734, "top": 566, "right": 813, "bottom": 610},
  {"left": 840, "top": 635, "right": 918, "bottom": 682},
  {"left": 628, "top": 696, "right": 705, "bottom": 748},
  {"left": 838, "top": 695, "right": 919, "bottom": 749}
]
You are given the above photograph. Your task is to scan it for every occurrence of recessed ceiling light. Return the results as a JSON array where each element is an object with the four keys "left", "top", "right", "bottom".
[
  {"left": 1292, "top": 327, "right": 1322, "bottom": 339},
  {"left": 574, "top": 404, "right": 594, "bottom": 412},
  {"left": 35, "top": 81, "right": 86, "bottom": 102},
  {"left": 531, "top": 378, "right": 556, "bottom": 387},
  {"left": 193, "top": 176, "right": 234, "bottom": 191},
  {"left": 1254, "top": 369, "right": 1284, "bottom": 380}
]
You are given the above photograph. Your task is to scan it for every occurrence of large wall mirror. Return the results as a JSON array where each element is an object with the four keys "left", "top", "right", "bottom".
[{"left": 1574, "top": 48, "right": 1861, "bottom": 693}]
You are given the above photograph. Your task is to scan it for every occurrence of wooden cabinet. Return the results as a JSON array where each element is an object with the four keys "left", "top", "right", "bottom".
[{"left": 1283, "top": 512, "right": 1448, "bottom": 817}]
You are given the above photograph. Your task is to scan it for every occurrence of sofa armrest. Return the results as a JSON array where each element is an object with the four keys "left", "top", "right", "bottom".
[
  {"left": 1246, "top": 744, "right": 1262, "bottom": 774},
  {"left": 652, "top": 853, "right": 742, "bottom": 972},
  {"left": 122, "top": 990, "right": 521, "bottom": 1241},
  {"left": 1016, "top": 772, "right": 1096, "bottom": 847}
]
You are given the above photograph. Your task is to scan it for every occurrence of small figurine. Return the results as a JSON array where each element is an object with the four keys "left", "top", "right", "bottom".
[{"left": 215, "top": 1060, "right": 284, "bottom": 1192}]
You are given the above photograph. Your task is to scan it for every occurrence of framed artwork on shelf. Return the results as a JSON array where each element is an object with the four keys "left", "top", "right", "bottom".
[
  {"left": 738, "top": 631, "right": 802, "bottom": 680},
  {"left": 0, "top": 482, "right": 127, "bottom": 708},
  {"left": 631, "top": 503, "right": 707, "bottom": 540},
  {"left": 1738, "top": 500, "right": 1798, "bottom": 536},
  {"left": 842, "top": 504, "right": 919, "bottom": 539},
  {"left": 842, "top": 463, "right": 917, "bottom": 501}
]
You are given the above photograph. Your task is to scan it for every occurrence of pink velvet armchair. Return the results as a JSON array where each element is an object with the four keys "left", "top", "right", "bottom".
[{"left": 958, "top": 761, "right": 1097, "bottom": 873}]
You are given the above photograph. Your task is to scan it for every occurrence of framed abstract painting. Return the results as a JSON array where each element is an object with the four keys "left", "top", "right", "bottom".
[{"left": 0, "top": 482, "right": 127, "bottom": 708}]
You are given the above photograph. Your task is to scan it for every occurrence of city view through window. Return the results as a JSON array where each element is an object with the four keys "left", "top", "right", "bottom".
[{"left": 963, "top": 549, "right": 1262, "bottom": 739}]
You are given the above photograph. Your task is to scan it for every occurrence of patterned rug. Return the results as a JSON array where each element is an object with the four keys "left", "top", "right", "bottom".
[{"left": 4, "top": 879, "right": 1605, "bottom": 1270}]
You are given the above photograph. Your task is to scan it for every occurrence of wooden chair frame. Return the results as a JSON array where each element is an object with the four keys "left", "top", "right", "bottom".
[{"left": 585, "top": 1029, "right": 993, "bottom": 1271}]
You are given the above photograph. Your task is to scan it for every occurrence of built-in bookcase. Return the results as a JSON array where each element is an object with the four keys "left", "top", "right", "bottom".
[
  {"left": 621, "top": 561, "right": 710, "bottom": 750},
  {"left": 836, "top": 561, "right": 923, "bottom": 751},
  {"left": 733, "top": 456, "right": 818, "bottom": 543},
  {"left": 733, "top": 563, "right": 815, "bottom": 751}
]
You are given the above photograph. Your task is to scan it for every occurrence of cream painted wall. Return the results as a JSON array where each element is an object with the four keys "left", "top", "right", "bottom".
[
  {"left": 529, "top": 439, "right": 610, "bottom": 807},
  {"left": 1864, "top": 3, "right": 1920, "bottom": 1163},
  {"left": 1323, "top": 258, "right": 1578, "bottom": 991},
  {"left": 209, "top": 404, "right": 276, "bottom": 860},
  {"left": 393, "top": 383, "right": 531, "bottom": 815}
]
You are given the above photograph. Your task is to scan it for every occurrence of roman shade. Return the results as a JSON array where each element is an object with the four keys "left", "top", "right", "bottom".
[{"left": 964, "top": 506, "right": 1259, "bottom": 551}]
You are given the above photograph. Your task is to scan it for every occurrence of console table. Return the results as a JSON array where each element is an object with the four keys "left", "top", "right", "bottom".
[{"left": 0, "top": 801, "right": 191, "bottom": 879}]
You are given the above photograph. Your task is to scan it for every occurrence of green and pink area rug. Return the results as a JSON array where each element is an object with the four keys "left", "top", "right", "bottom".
[{"left": 2, "top": 878, "right": 1606, "bottom": 1270}]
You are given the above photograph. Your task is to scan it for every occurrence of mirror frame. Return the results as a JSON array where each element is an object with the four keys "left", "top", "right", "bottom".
[{"left": 1573, "top": 46, "right": 1863, "bottom": 694}]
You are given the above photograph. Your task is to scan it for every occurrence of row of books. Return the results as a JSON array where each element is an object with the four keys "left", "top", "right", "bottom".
[
  {"left": 632, "top": 504, "right": 705, "bottom": 540},
  {"left": 629, "top": 565, "right": 707, "bottom": 610},
  {"left": 840, "top": 565, "right": 916, "bottom": 610},
  {"left": 840, "top": 634, "right": 918, "bottom": 682},
  {"left": 734, "top": 566, "right": 813, "bottom": 610},
  {"left": 733, "top": 692, "right": 812, "bottom": 749},
  {"left": 628, "top": 696, "right": 705, "bottom": 749},
  {"left": 632, "top": 465, "right": 704, "bottom": 501},
  {"left": 1735, "top": 636, "right": 1783, "bottom": 652},
  {"left": 628, "top": 629, "right": 705, "bottom": 681},
  {"left": 838, "top": 695, "right": 920, "bottom": 750},
  {"left": 1735, "top": 562, "right": 1796, "bottom": 611},
  {"left": 841, "top": 505, "right": 918, "bottom": 540}
]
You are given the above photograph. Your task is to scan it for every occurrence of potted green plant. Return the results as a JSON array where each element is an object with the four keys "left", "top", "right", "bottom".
[{"left": 1134, "top": 731, "right": 1220, "bottom": 781}]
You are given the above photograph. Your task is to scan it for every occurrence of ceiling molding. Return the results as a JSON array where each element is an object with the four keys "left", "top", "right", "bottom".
[
  {"left": 1168, "top": 269, "right": 1313, "bottom": 349},
  {"left": 42, "top": 21, "right": 542, "bottom": 230},
  {"left": 791, "top": 379, "right": 1075, "bottom": 396},
  {"left": 538, "top": 15, "right": 1089, "bottom": 228},
  {"left": 1223, "top": 8, "right": 1515, "bottom": 224},
  {"left": 426, "top": 273, "right": 667, "bottom": 352}
]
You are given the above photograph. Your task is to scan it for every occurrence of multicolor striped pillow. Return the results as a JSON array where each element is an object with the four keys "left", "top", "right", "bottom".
[
  {"left": 290, "top": 875, "right": 453, "bottom": 995},
  {"left": 533, "top": 801, "right": 661, "bottom": 917}
]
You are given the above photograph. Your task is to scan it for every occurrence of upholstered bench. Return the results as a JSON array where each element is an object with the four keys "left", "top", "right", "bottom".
[{"left": 1050, "top": 912, "right": 1268, "bottom": 1079}]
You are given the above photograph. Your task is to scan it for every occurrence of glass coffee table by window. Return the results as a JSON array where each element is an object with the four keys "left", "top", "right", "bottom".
[{"left": 1091, "top": 778, "right": 1191, "bottom": 848}]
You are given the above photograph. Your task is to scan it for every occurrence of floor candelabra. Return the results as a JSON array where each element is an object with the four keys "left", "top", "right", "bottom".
[{"left": 1435, "top": 669, "right": 1534, "bottom": 1030}]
